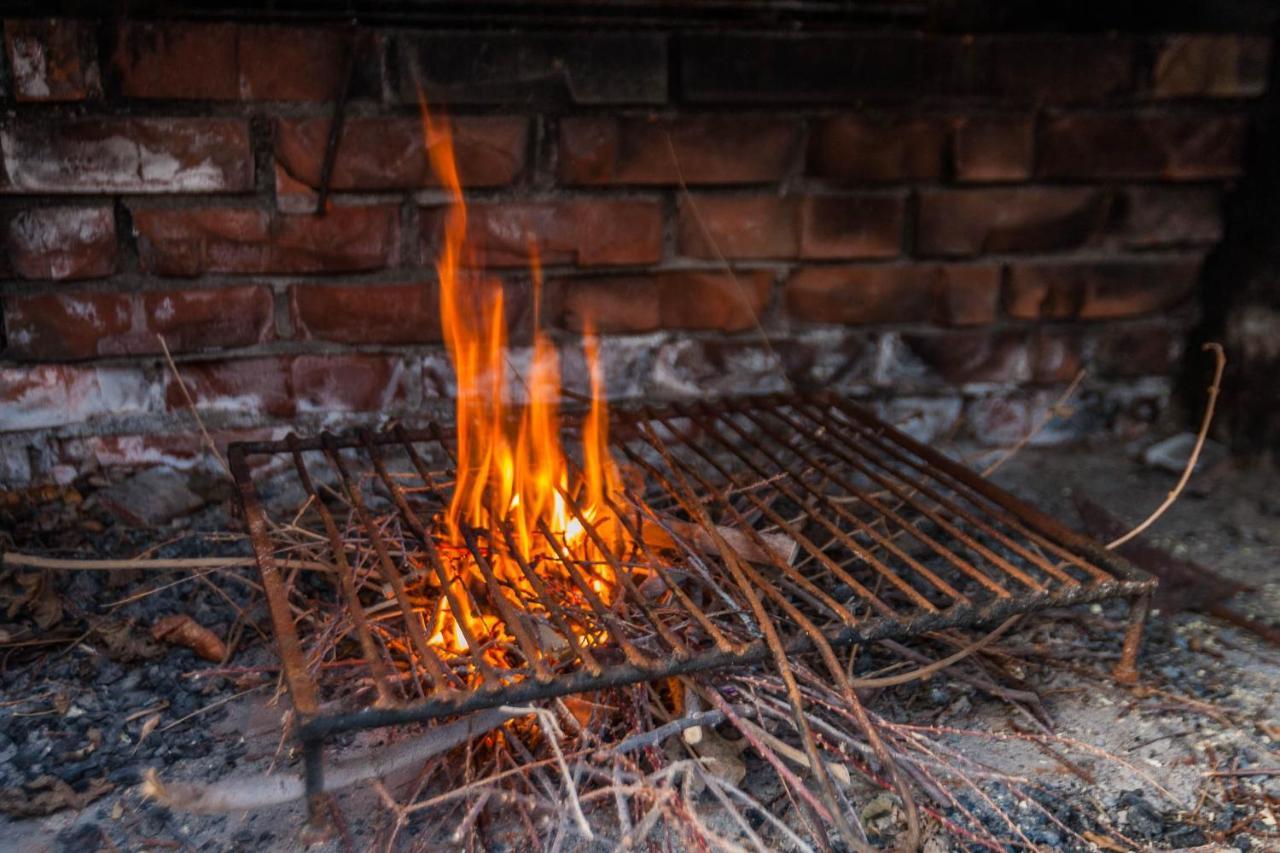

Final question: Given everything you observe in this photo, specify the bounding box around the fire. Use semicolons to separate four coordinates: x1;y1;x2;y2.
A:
417;93;625;663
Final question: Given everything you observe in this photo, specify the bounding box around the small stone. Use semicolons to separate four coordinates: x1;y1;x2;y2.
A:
95;467;206;528
1142;433;1227;475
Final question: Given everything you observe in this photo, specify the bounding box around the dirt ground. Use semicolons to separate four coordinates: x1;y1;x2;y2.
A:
1;438;1277;851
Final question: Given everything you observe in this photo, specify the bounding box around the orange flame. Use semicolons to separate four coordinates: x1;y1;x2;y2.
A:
417;92;624;657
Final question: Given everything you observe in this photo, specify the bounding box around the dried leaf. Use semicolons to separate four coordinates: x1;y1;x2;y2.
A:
0;775;113;817
151;614;227;663
137;714;162;747
87;616;162;662
1081;831;1129;852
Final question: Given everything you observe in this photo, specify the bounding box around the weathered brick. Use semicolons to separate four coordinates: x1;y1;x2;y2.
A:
555;271;772;334
1094;322;1180;376
779;329;879;393
292;354;413;413
786;264;998;326
1038;114;1245;180
1031;329;1085;383
1119;186;1222;248
0;119;252;193
4;18;99;101
164;357;293;417
143;286;275;352
114;22;238;99
652;338;790;398
394;32;666;105
274;116;527;201
1152;35;1270;99
808;115;948;182
291;282;441;344
953;115;1034;182
1;364;156;431
422;199;661;268
679;34;967;102
132;206;398;275
1006;258;1202;320
4;207;116;280
896;331;1031;385
114;23;371;101
917;188;1111;257
3;292;133;360
558;116;798;185
974;36;1133;103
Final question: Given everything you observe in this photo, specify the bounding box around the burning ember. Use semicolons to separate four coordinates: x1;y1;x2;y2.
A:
417;94;628;663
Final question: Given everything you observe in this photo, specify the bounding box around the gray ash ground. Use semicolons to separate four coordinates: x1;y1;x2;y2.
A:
1;440;1277;851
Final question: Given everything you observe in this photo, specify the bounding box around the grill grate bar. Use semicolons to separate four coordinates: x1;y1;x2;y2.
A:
228;392;1153;779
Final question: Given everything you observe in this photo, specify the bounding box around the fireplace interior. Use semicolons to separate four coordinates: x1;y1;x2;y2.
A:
2;3;1279;851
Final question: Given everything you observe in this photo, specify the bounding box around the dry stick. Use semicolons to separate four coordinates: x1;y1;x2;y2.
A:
664;134;793;393
157;333;230;479
982;370;1087;477
1;552;333;574
1108;342;1226;549
143;706;529;813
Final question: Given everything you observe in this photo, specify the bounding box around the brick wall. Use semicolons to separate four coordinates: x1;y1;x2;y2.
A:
0;17;1270;486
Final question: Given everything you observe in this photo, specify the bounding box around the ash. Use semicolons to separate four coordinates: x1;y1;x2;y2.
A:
1;444;1277;851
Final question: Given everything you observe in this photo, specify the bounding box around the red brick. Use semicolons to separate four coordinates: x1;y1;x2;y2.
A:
164;357;293;417
1120;187;1222;248
785;264;998;326
953;115;1034;182
1006;258;1202;320
916;188;1111;257
4;207;116;280
677;194;903;261
677;195;798;259
238;26;347;101
274;116;527;197
292;354;413;413
113;23;358;101
898;331;1031;385
1038;114;1245;180
422;199;661;268
1;364;156;431
291;282;441;344
807;116;948;182
4;18;99;101
114;22;238;99
1095;322;1180;376
975;36;1133;103
555;271;772;334
558;116;798;185
143;286;275;352
132;206;398;275
3;292;134;359
0;118;252;193
1152;35;1270;99
801;195;905;259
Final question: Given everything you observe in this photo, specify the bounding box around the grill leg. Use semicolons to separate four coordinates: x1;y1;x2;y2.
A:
1112;591;1151;686
299;737;332;843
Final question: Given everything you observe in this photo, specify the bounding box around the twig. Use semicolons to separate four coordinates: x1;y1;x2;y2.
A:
1109;342;1226;549
157;333;230;478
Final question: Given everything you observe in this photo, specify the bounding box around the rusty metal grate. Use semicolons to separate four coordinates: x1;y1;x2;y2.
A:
228;392;1153;803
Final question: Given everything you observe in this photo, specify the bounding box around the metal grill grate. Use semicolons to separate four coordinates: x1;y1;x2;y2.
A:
229;392;1153;804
